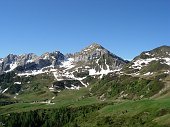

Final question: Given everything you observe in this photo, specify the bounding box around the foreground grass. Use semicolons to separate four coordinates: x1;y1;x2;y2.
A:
71;98;170;127
0;87;100;115
1;97;170;126
1;81;170;126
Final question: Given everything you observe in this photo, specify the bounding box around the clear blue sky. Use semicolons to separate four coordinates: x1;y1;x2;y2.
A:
0;0;169;60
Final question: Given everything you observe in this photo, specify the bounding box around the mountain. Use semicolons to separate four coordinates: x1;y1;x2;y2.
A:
0;51;65;74
88;45;170;100
0;43;127;94
0;43;127;75
122;45;170;76
53;43;128;80
1;44;169;97
0;44;170;127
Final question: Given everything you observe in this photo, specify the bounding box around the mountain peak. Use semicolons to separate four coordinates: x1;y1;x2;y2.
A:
123;45;170;76
71;43;127;68
89;42;102;48
137;45;170;59
152;45;170;53
81;43;105;53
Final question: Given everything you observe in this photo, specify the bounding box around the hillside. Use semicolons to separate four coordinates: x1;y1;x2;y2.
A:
0;44;170;127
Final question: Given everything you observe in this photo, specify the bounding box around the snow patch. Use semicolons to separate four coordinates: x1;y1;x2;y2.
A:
85;66;90;69
0;59;3;64
79;80;87;87
65;85;81;90
162;58;170;65
17;67;49;76
164;70;170;74
49;85;55;91
143;72;153;76
89;59;118;76
14;82;21;84
145;52;150;56
131;58;158;70
53;69;88;88
2;88;8;93
5;62;18;73
26;59;33;63
43;55;49;60
60;58;75;70
131;57;170;70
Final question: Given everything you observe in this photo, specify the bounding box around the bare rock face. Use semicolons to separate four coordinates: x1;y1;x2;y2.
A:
72;43;128;69
0;43;129;94
0;43;128;76
35;51;65;69
73;43;108;62
0;53;38;73
0;51;65;74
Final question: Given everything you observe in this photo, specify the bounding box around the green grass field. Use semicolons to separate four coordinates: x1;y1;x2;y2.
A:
1;87;170;126
1;73;170;126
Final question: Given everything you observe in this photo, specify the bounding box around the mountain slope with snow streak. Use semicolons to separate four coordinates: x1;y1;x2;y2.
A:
122;45;170;76
0;43;127;94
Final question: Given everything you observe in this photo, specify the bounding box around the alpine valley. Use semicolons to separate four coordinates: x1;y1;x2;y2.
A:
0;43;170;127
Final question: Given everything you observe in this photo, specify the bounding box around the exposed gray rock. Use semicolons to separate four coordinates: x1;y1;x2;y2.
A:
0;43;128;75
35;51;65;69
0;51;65;74
71;43;128;71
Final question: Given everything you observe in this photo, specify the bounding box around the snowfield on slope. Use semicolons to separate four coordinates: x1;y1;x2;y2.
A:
60;58;75;70
130;57;170;70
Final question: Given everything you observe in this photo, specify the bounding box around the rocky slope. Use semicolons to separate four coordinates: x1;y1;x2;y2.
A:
0;44;170;127
53;43;128;80
0;51;65;74
0;43;128;94
0;43;127;75
0;44;169;99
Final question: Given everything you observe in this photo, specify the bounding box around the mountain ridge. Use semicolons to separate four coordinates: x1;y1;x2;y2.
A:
122;45;170;76
0;43;127;75
0;44;169;96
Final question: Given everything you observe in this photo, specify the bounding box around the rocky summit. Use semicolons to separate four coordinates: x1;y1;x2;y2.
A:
0;43;129;93
0;43;127;77
0;51;65;74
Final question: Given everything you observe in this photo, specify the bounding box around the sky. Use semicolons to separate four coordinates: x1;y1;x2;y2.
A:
0;0;169;60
